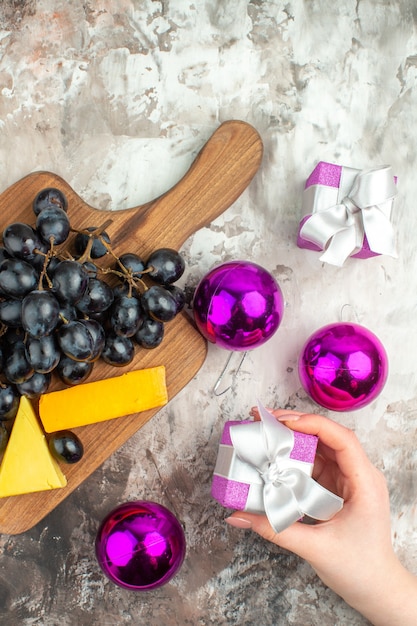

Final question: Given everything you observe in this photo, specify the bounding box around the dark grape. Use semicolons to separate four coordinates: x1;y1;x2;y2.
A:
25;334;61;373
0;299;22;327
134;317;164;349
57;355;93;386
166;284;186;313
51;260;89;304
141;285;177;322
82;319;105;362
16;371;51;397
36;205;70;245
33;187;68;215
109;294;144;337
112;282;134;298
102;333;134;366
85;309;108;325
74;227;110;259
82;261;98;278
0;246;10;296
0;383;19;420
57;320;95;361
76;278;114;315
118;252;145;278
48;430;84;464
2;222;43;262
146;248;185;285
57;301;79;326
4;343;34;384
45;254;61;276
0;258;38;298
21;290;60;338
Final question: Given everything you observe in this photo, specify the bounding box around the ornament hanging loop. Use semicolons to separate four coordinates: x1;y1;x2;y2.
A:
213;351;248;396
340;303;360;323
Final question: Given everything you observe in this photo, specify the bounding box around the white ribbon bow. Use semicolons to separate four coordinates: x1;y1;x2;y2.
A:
299;165;397;266
229;403;344;533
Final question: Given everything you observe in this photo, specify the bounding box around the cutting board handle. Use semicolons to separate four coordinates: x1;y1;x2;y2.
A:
109;120;263;252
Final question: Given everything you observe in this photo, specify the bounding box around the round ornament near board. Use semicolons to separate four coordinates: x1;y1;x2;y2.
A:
192;260;284;351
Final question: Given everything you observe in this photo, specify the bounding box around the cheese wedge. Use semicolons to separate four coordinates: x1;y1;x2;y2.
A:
0;396;67;498
39;366;168;433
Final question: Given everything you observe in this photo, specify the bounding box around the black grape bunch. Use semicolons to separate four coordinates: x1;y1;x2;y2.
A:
0;186;186;438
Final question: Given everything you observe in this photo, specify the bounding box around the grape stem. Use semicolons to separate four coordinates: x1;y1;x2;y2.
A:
74;219;113;238
76;236;94;264
58;313;69;325
98;239;150;295
72;219;114;264
36;239;55;290
71;219;154;297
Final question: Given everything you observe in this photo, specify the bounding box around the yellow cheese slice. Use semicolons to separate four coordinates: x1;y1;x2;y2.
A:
39;366;168;433
0;396;67;498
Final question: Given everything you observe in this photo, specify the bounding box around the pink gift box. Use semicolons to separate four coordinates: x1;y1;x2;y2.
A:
297;161;397;260
211;420;318;513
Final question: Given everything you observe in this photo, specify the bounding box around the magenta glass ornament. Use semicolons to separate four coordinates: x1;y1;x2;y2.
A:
95;501;186;591
298;323;388;411
192;260;284;351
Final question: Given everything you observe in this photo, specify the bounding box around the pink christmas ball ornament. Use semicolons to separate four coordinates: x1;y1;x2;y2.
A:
298;322;388;411
95;501;186;591
192;261;284;351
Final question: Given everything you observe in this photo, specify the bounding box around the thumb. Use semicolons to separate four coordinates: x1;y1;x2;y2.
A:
225;512;319;560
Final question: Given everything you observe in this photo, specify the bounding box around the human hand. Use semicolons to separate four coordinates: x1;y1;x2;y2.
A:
225;409;417;626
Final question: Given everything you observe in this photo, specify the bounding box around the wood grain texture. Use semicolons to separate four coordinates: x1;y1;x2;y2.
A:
0;120;263;534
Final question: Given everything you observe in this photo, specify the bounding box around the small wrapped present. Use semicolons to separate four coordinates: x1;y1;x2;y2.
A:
297;161;397;266
212;402;343;533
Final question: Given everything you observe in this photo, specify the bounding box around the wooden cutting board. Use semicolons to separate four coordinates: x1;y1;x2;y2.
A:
0;120;263;534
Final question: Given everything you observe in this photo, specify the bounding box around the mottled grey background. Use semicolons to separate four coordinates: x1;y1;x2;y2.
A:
1;1;417;624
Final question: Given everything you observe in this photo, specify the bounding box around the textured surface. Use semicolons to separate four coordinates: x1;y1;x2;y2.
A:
1;1;417;625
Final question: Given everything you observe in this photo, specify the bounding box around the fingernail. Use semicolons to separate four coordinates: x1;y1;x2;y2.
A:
277;414;301;421
225;516;252;529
